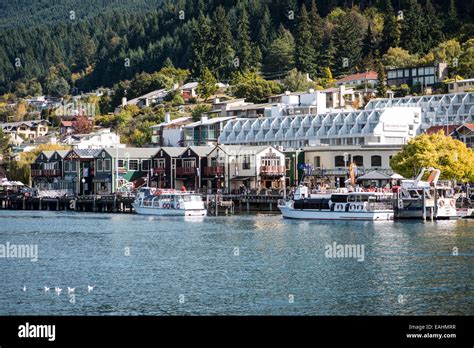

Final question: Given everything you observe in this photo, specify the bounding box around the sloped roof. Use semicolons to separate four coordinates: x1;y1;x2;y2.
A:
188;146;214;157
357;171;391;180
336;71;378;84
179;82;198;90
425;125;458;135
157;147;187;157
104;147;159;159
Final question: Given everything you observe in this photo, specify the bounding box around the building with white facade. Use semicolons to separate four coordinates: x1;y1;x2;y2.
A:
151;116;192;146
365;92;474;131
205;145;286;192
63;129;125;149
448;79;474;93
303;144;402;188
219;107;422;148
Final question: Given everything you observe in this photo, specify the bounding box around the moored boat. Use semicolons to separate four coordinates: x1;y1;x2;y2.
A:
278;186;394;221
132;188;207;216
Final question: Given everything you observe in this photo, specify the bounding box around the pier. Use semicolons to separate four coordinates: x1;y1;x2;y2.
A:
0;193;284;215
0;195;135;213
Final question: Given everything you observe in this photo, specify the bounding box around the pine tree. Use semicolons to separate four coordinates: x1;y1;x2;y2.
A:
196;67;218;101
445;0;459;38
263;27;295;74
376;60;387;97
210;6;235;80
190;14;211;78
332;10;364;76
294;4;316;77
236;9;252;71
363;23;376;57
423;0;444;51
258;5;273;54
309;0;324;76
400;0;426;54
380;0;400;54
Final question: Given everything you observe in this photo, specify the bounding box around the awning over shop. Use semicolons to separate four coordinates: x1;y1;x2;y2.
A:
230;176;251;181
92;174;112;183
122;171;147;182
357;171;392;181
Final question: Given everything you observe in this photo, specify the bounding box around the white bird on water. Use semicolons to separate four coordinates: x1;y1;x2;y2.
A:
67;287;75;294
55;287;62;296
87;285;95;293
22;286;26;292
44;286;50;293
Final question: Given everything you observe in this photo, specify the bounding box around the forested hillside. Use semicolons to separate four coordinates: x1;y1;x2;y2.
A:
1;0;473;96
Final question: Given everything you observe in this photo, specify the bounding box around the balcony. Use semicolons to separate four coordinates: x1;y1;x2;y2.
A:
204;166;225;176
176;166;196;176
31;169;61;177
31;169;42;177
152;167;166;176
260;166;286;176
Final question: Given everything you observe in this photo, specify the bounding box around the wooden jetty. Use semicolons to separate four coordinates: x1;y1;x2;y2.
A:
0;193;284;216
0;195;135;213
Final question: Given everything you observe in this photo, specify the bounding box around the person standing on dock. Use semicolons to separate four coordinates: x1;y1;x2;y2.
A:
181;185;187;192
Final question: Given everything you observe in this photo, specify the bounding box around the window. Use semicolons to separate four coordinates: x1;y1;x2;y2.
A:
388;71;395;79
118;160;124;168
183;159;195;168
353;155;363;166
97;159;103;172
104;159;111;171
154;159;165;168
243;155;251;170
404;69;409;77
314;156;321;168
285;158;291;170
141;160;150;171
129;160;139;171
335;156;345;167
396;70;403;78
412;68;417;76
371;155;382;167
418;67;424;75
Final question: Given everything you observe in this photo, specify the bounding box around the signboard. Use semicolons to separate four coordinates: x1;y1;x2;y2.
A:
383;123;408;132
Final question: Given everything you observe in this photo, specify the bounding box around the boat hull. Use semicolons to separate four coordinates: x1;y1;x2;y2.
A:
133;204;207;217
279;206;393;221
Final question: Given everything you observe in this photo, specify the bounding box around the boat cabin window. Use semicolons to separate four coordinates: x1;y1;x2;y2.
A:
330;195;348;203
347;194;371;202
182;195;202;202
294;198;330;210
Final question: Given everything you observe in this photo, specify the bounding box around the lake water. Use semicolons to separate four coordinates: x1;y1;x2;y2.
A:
0;210;472;315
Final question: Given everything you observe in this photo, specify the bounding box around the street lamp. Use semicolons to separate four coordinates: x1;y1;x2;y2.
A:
81;177;86;196
343;152;349;187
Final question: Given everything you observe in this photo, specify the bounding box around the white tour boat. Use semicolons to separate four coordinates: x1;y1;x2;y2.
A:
394;168;458;219
278;186;394;221
133;188;207;216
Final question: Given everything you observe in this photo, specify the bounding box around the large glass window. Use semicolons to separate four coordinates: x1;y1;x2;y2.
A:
97;159;103;172
243;155;251;170
104;159;111;171
335;156;345;167
314;156;321;168
371;155;382;167
129;160;139;171
141;160;150;171
353;155;364;166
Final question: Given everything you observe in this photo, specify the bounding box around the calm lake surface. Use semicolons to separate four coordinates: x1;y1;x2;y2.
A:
0;210;472;315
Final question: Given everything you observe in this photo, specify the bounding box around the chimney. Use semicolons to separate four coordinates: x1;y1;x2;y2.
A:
201;116;208;123
285;91;291;95
173;83;179;91
165;112;171;123
214;97;220;104
308;88;314;93
121;97;127;107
